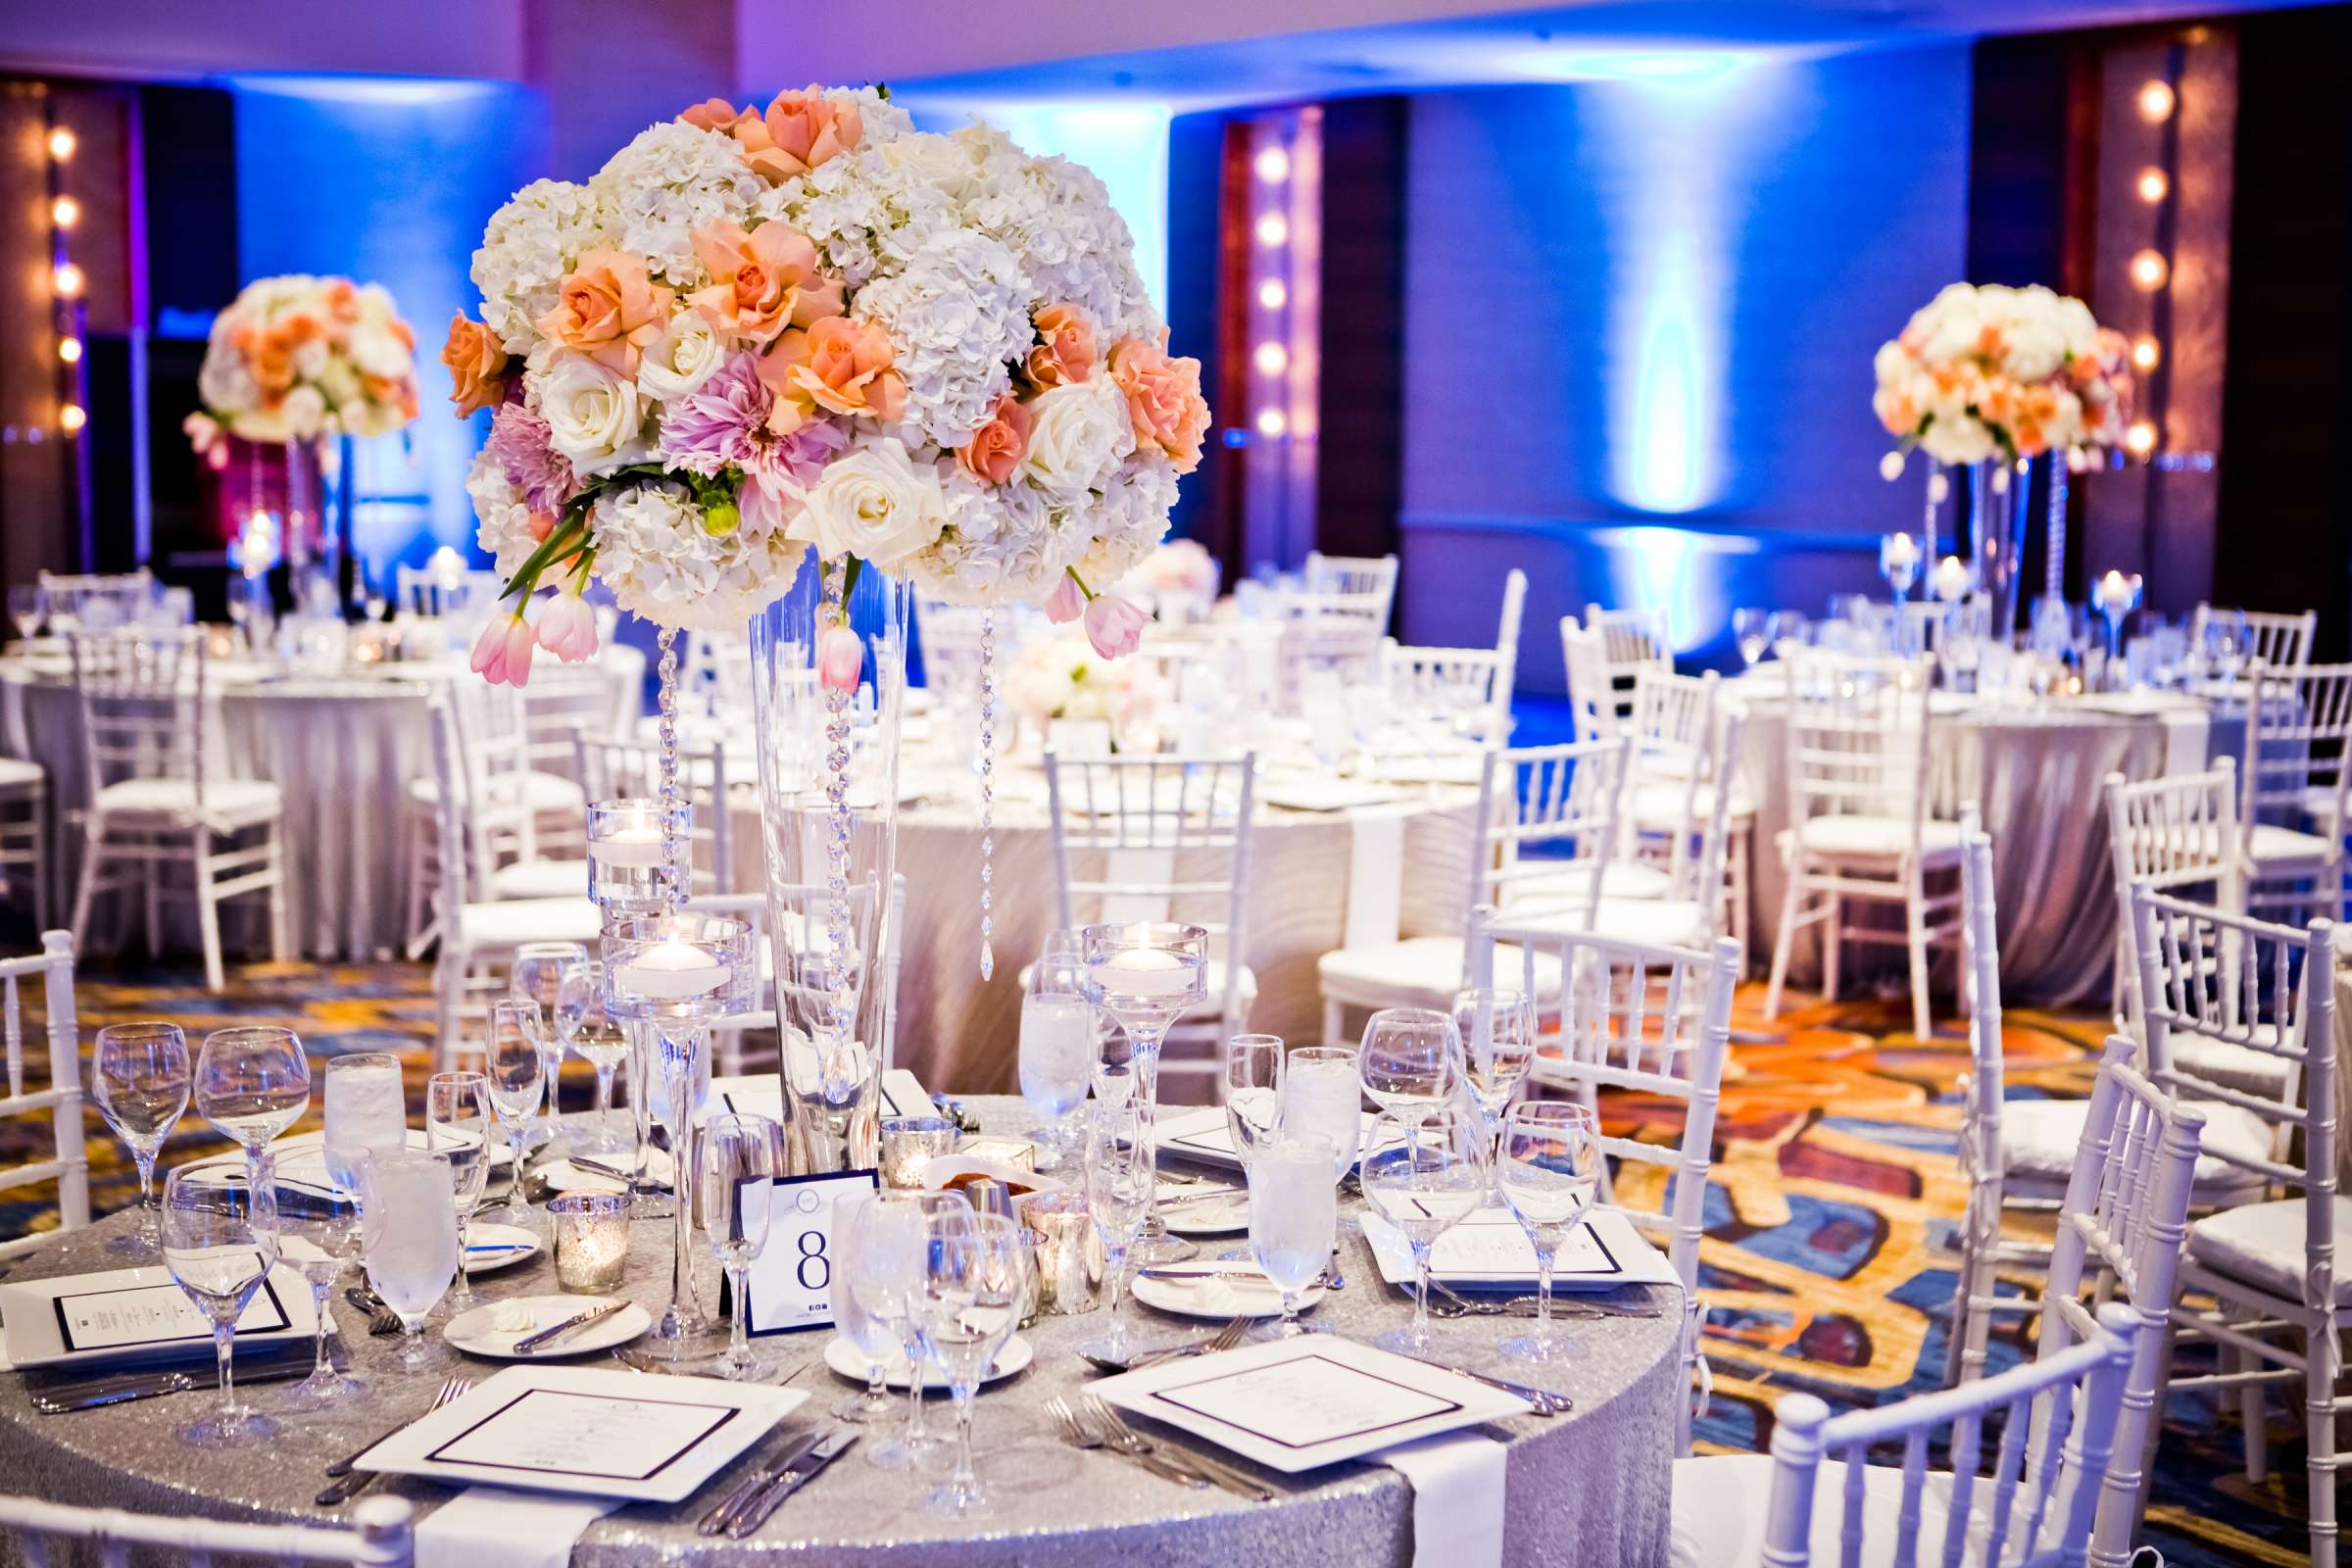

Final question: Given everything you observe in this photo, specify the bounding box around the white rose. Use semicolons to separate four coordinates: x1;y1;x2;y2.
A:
789;437;946;566
348;322;412;380
636;314;729;402
1019;379;1130;498
280;385;327;439
537;356;649;477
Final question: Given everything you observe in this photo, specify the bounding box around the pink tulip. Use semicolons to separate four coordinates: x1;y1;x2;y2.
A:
1044;572;1086;624
1082;592;1148;660
534;592;598;662
469;612;537;687
817;624;863;693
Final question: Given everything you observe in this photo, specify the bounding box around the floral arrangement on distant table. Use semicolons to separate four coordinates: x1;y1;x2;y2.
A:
1132;536;1219;607
1873;282;2132;473
451;82;1208;685
1007;634;1168;753
183;275;421;464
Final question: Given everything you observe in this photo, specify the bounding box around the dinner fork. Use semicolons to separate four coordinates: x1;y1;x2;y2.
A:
1043;1396;1204;1490
1125;1314;1250;1371
1083;1396;1273;1501
344;1285;404;1337
316;1377;471;1505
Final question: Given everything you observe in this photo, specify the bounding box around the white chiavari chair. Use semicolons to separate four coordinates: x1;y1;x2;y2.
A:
573;731;734;897
1044;752;1257;1093
1592;697;1747;953
1764;650;1961;1042
2130;888;2344;1568
1317;736;1629;1040
1558;621;1616;742
0;1494;415;1568
1671;1302;2138;1568
1947;821;2019;1387
2193;603;2316;670
2237;661;2352;924
66;628;288;992
1379;640;1513;745
1562;610;1671;737
1493;566;1528;707
2103;761;2242;1041
0;753;46;932
1471;909;1738;1454
0;931;87;1260
394;563;474;619
1302;550;1399;612
38;568;153;632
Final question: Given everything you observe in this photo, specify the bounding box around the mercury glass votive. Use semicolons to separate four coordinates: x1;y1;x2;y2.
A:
1016;1192;1102;1317
549;1192;630;1293
877;1116;959;1189
587;798;693;911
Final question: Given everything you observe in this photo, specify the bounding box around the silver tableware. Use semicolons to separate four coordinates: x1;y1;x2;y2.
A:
1081;1314;1250;1373
345;1285;404;1337
724;1429;858;1538
1044;1396;1205;1490
696;1429;822;1536
1389;1351;1570;1416
1082;1396;1273;1501
513;1298;628;1355
316;1377;472;1505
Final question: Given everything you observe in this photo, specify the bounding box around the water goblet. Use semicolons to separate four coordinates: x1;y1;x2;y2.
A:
1017;951;1093;1172
511;942;590;1154
277;1175;365;1405
912;1211;1030;1515
161;1163;280;1446
567;962;630;1155
196;1026;311;1183
1080;922;1208;1264
1451;987;1536;1173
1361;1108;1487;1354
701;1111;786;1379
1496;1101;1603;1363
1879;531;1922;604
827;1190;899;1424
1247;1132;1336;1339
90;1022;190;1256
359;1149;459;1369
1222;1034;1285;1169
320;1051;405;1193
845;1188;975;1471
2091;570;2143;667
482;1001;546;1229
1731;609;1779;670
1358;1007;1462;1118
426;1071;492;1308
1075;1103;1154;1366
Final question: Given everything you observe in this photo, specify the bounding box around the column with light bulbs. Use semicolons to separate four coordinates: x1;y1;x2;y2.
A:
1236;110;1322;572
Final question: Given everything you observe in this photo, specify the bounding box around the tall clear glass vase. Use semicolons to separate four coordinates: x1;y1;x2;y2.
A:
1964;458;2034;639
746;555;909;1176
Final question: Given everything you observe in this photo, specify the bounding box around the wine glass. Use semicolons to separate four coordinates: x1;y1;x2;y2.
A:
360;1149;459;1368
2204;608;2249;686
1358;1007;1461;1117
511;943;589;1154
1731;609;1779;670
1360;1107;1487;1353
622;1024;673;1220
1018;951;1093;1173
827;1190;899;1424
426;1071;492;1308
1496;1101;1603;1364
276;1173;364;1405
8;584;42;643
1080;922;1208;1265
912;1210;1031;1515
1451;987;1536;1173
845;1189;973;1471
196;1027;311;1183
482;1000;546;1228
1879;532;1922;604
1076;1102;1154;1365
701;1111;786;1380
90;1022;190;1256
161;1164;280;1446
1223;1033;1284;1168
1247;1132;1336;1339
567;961;630;1155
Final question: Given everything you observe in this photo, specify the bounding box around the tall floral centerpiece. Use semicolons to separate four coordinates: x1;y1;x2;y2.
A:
452;84;1207;1171
184;275;421;608
1873;282;2132;626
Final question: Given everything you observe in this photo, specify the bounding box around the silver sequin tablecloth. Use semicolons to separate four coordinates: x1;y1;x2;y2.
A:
0;1102;1681;1566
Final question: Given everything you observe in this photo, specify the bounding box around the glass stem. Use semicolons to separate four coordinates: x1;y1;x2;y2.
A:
954;1386;978;1491
866;1362;889;1406
511;1126;529;1212
727;1264;752;1364
452;1214;473;1303
1535;1244;1556;1345
1104;1244;1129;1348
595;1065;616;1145
311;1282;332;1375
1411;1246;1433;1342
903;1333;928;1440
214;1320;236;1418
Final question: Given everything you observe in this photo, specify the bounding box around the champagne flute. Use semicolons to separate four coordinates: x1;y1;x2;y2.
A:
1247;1132;1336;1339
1018;951;1093;1173
1497;1101;1603;1363
511;943;589;1154
426;1071;492;1308
846;1189;973;1471
482;1001;546;1228
701;1111;785;1380
568;961;630;1155
1451;987;1535;1176
1361;1107;1486;1353
276;1174;364;1404
1358;1007;1461;1118
360;1149;459;1368
623;1024;673;1219
196;1027;311;1183
912;1210;1030;1515
90;1023;190;1256
1222;1034;1284;1169
1077;1103;1154;1365
827;1190;898;1424
161;1163;280;1446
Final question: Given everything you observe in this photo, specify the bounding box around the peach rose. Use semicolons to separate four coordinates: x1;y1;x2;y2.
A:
1025;303;1097;388
761;317;906;429
680;98;802;182
956;393;1033;485
440;314;512;416
535;248;673;375
1108;331;1210;473
322;279;361;324
762;87;861;177
687;220;842;345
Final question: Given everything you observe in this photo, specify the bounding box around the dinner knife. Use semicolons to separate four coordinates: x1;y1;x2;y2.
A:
695;1430;823;1536
32;1359;319;1414
725;1430;858;1538
1392;1352;1572;1416
513;1298;629;1355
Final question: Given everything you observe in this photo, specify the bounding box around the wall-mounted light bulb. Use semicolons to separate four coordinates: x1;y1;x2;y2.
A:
2129;249;2168;291
1256;279;1287;310
1252;342;1288;375
2135;167;2168;204
57;337;81;365
2125;419;2158;457
50;195;78;228
46;126;75;161
1253;146;1290;183
1253;214;1288;248
59;404;85;434
2130;335;2159;371
2136;79;2175;122
1254;408;1287;438
52;261;83;297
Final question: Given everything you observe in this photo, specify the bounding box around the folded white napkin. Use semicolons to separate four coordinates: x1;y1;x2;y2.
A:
1380;1430;1507;1568
416;1489;620;1568
1344;810;1405;949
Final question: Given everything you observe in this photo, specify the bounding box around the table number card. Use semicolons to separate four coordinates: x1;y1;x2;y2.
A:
739;1169;878;1337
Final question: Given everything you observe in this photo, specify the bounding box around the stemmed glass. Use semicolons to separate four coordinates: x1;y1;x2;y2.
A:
2203;608;2249;686
161;1164;280;1446
2092;572;2143;667
567;961;630;1155
1017;951;1093;1173
913;1210;1032;1515
8;584;41;643
1079;922;1208;1265
1358;1007;1461;1117
359;1150;459;1368
701;1111;786;1380
426;1071;492;1308
482;1001;546;1229
1496;1101;1603;1364
845;1188;974;1471
1451;987;1535;1176
1223;1033;1285;1166
1731;609;1780;670
1879;531;1922;605
623;1025;674;1220
277;1175;364;1404
1077;1103;1154;1365
511;942;590;1156
1247;1132;1336;1339
827;1190;899;1425
1360;1107;1486;1354
90;1023;190;1256
195;1027;311;1183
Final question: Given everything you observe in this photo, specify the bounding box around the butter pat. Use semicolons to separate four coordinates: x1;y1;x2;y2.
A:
489;1300;537;1335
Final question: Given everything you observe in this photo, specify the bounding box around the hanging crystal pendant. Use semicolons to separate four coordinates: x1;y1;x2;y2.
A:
976;608;997;982
655;625;687;909
821;560;856;1044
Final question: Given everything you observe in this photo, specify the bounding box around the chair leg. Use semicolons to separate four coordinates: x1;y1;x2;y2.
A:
435;946;465;1074
193;832;225;993
2229;1340;2268;1485
1763;863;1804;1020
141;851;161;959
266;822;291;963
1821;889;1843;1006
29;794;48;932
1905;890;1934;1042
1322;996;1345;1051
69;819;104;952
2307;1323;2340;1568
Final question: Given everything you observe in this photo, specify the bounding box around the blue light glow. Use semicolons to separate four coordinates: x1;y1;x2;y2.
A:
1592;524;1758;654
1628;236;1705;513
1500;49;1755;88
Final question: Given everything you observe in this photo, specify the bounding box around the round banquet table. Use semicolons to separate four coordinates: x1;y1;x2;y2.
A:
0;1101;1685;1567
1733;673;2235;1007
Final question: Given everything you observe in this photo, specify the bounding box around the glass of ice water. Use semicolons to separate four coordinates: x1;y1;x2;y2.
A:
321;1052;406;1193
1247;1132;1336;1339
1018;952;1094;1172
359;1149;459;1368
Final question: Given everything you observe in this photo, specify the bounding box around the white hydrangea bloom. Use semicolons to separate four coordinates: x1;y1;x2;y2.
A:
471;180;615;352
1075;456;1179;586
909;466;1089;605
855;227;1034;449
590;480;808;630
590;122;765;289
466;448;540;580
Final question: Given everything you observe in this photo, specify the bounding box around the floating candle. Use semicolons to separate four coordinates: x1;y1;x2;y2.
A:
589;825;666;868
613;940;728;1000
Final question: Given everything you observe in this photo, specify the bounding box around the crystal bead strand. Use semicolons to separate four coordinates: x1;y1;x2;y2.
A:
976;608;997;982
821;561;854;1044
2044;455;2070;600
656;624;685;910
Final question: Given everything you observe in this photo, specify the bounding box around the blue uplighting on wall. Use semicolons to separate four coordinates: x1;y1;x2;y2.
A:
1628;235;1706;513
1593;523;1758;654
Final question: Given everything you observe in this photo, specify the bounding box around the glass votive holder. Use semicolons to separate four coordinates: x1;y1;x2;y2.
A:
877;1116;959;1189
549;1192;631;1293
588;799;692;911
1016;1192;1102;1317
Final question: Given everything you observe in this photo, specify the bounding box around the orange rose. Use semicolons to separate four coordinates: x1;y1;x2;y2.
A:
1025;303;1097;388
956;392;1033;485
762;87;861;177
246;325;297;398
1108;331;1209;473
535;248;673;375
687;220;842;345
322;279;361;324
760;316;906;429
440;314;512;416
680;98;802;182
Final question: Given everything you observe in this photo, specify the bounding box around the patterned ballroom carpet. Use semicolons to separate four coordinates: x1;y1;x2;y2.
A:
0;956;2318;1564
